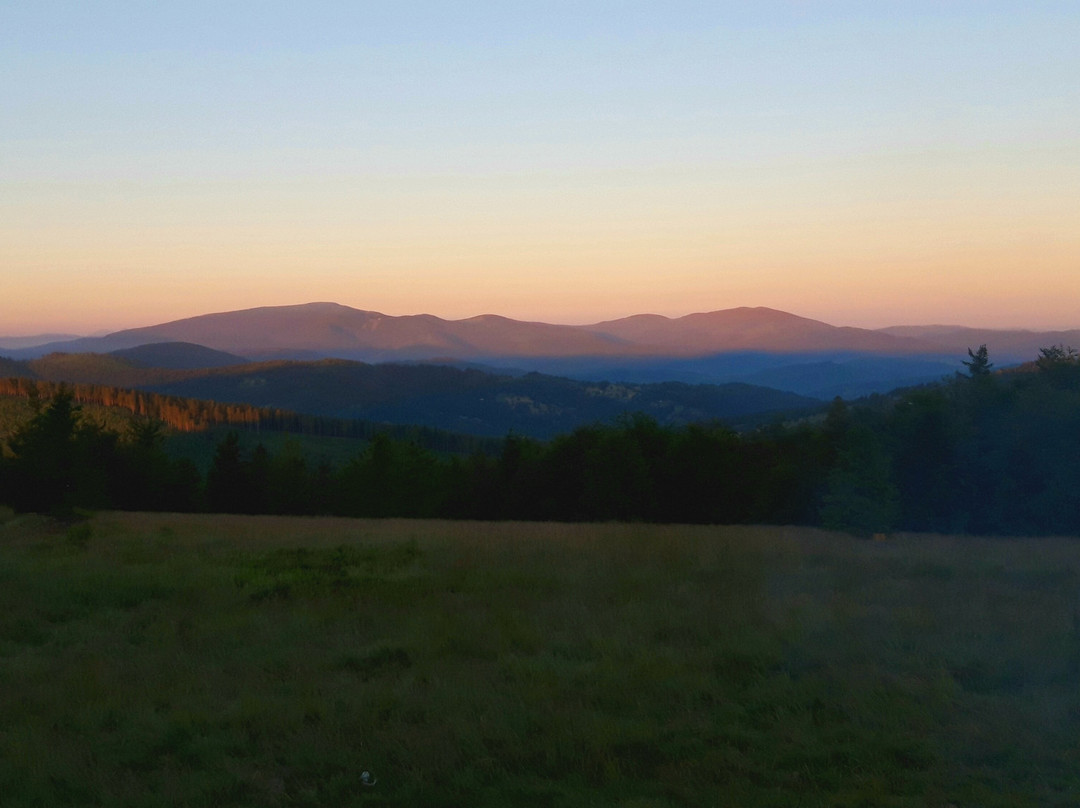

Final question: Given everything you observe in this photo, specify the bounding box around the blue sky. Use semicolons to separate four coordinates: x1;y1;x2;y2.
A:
2;2;1078;333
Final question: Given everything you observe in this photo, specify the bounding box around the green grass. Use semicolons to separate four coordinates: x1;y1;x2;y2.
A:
2;514;1080;806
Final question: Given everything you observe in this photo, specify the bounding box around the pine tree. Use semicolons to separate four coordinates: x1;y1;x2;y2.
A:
962;344;993;378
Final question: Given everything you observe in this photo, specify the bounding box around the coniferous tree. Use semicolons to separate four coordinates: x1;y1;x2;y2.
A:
206;432;249;513
819;425;900;536
1;388;111;514
962;344;993;378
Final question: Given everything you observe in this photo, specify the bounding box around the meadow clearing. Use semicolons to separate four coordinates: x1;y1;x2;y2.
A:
2;510;1079;806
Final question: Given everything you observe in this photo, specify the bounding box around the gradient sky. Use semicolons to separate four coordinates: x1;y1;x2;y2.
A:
2;1;1078;335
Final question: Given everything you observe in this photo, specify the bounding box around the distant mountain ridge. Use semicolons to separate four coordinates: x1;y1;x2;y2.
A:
877;325;1080;361
5;302;1075;399
8;302;943;361
12;303;632;361
0;333;82;350
583;307;934;354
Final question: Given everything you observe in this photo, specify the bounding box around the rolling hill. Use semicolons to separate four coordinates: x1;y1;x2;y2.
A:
110;342;248;369
1;351;819;439
138;361;820;438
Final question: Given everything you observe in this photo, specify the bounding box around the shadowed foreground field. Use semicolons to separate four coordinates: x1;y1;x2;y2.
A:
2;512;1080;807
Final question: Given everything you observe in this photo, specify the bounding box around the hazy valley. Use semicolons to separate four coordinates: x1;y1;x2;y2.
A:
9;301;1068;404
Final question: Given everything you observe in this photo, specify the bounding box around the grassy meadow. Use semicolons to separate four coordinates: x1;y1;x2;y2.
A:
2;511;1080;806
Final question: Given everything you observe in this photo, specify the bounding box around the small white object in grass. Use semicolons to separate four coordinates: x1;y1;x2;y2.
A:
361;771;377;786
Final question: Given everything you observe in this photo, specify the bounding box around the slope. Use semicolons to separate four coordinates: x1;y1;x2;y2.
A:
6;349;820;439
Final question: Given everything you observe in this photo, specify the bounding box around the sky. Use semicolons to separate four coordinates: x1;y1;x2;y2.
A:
2;1;1078;335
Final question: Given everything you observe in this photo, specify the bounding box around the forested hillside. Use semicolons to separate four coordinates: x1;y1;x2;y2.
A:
0;378;498;455
2;345;1078;535
3;350;821;437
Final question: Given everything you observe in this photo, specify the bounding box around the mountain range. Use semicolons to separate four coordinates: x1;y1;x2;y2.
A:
3;303;943;359
4;302;1077;400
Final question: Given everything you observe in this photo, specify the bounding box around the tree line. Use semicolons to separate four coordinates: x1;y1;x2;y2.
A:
0;378;497;455
2;345;1079;535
